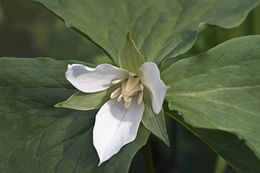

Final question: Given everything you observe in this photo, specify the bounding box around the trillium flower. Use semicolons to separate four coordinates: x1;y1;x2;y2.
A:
65;62;168;165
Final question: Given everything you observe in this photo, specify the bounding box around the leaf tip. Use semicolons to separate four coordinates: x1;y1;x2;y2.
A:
164;137;170;147
54;103;62;108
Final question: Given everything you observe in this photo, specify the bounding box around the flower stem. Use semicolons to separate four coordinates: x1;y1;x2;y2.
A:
142;139;155;173
213;156;227;173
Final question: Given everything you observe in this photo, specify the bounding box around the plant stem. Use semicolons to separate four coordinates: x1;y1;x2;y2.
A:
214;156;227;173
142;139;155;173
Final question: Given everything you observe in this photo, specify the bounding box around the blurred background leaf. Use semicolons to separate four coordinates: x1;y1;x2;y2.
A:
161;4;260;70
0;0;112;65
0;3;4;24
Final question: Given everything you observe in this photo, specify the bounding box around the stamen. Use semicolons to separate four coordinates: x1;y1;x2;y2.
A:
112;79;125;84
129;72;137;77
110;87;121;99
121;82;127;93
139;84;144;91
137;92;143;105
124;101;131;109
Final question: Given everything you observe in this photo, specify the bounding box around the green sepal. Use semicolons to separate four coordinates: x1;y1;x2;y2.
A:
142;90;170;146
55;86;117;110
119;33;145;73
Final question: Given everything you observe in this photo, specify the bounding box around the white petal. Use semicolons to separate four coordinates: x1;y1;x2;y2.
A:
65;64;128;93
93;99;144;165
139;62;169;114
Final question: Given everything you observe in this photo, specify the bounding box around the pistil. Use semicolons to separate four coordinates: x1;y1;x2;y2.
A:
110;74;144;108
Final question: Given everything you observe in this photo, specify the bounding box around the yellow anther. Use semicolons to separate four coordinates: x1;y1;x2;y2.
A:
110;87;121;99
117;94;123;102
112;78;125;84
137;92;143;105
124;96;132;103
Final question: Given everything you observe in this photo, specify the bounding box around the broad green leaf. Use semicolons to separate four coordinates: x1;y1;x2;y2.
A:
89;53;114;66
142;90;169;146
119;33;145;73
0;57;149;173
55;86;116;111
35;0;259;63
161;36;260;172
165;110;260;173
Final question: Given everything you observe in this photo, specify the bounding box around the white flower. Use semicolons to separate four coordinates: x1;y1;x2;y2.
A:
65;62;168;165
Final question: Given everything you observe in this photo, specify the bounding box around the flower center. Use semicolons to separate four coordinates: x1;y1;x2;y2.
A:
110;73;144;108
